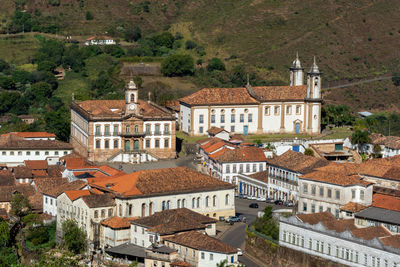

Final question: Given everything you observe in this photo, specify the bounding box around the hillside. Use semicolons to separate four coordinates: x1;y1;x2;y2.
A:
1;0;400;111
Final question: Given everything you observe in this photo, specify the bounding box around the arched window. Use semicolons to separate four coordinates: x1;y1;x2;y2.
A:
167;201;170;209
197;197;200;208
129;204;133;216
141;203;146;217
126;125;130;133
134;125;139;133
192;198;195;208
149;202;153;215
225;194;229;205
131;93;135;102
114;139;118;149
213;195;217;207
205;196;209;207
162;201;166;211
177;199;181;208
119;204;122;216
101;209;105;218
94;210;98;218
182;199;185;208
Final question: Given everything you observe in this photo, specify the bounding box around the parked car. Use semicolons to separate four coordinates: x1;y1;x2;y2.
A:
238;194;246;199
249;203;259;208
219;216;226;221
284;201;294;207
265;198;274;203
256;197;266;202
226;216;242;224
274;200;283;205
237;248;243;256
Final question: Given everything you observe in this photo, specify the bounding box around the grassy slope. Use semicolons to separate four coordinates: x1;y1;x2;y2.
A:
2;0;400;112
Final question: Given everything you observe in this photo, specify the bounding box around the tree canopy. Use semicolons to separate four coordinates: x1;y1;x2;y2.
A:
62;220;87;254
161;54;194;77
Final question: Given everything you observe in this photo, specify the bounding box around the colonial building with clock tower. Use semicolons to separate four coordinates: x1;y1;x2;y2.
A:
70;80;176;163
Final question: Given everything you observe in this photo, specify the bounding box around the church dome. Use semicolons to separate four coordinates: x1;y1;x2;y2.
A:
308;56;320;74
127;80;137;89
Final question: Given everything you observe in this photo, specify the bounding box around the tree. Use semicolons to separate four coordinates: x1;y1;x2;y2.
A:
0;76;15;90
351;130;371;153
125;26;142;42
44;107;70;142
61;220;87;254
85;11;93;20
102;45;125;58
152;32;174;48
0;59;10;73
28;82;53;101
304;148;314;156
37;61;57;73
10;192;31;218
161;54;194;77
392;72;400;86
0;219;10;246
185;40;197;50
207;58;226;72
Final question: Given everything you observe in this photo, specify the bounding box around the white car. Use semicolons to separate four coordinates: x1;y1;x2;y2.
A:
237;248;243;256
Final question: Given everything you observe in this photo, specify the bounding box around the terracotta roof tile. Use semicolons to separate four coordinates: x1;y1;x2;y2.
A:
90;167;233;197
0;134;72;150
213;146;267;163
33;177;68;194
0;170;16;186
373;186;400;197
297;212;336;225
171;261;190;267
350;226;391;240
249;170;269;183
12;167;32;179
24;160;48;170
165;231;237;254
32;170;48;177
45;180;87;198
300;171;372;187
65;190;91;201
81;193;115;208
29;192;43;211
203;141;233;154
372;193;400;212
101;216;137;229
1;132;56;138
65;158;88;169
340;202;368;213
252;85;307;101
207;127;228;136
380;235;400;248
297;212;357;233
165;100;180;112
0;184;35;202
180;87;259;106
132;208;216;235
315;162;359;175
268;150;329;174
208;147;231;159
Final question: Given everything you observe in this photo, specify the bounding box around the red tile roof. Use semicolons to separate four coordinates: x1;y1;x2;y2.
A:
65;190;91;201
300;171;372;187
207;127;228;136
213;146;268;163
268;150;329;174
1;132;56;138
90;167;234;197
0;134;72;150
252;85;307;101
249;170;269;183
0;184;35;202
340;202;368;213
350;226;391;240
101;216;137;229
372;193;400;212
164;231;237;254
65;158;88;169
45;180;87;198
380;235;400;248
24;160;48;170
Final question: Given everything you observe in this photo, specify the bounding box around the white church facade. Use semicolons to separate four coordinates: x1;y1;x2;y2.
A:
179;55;322;136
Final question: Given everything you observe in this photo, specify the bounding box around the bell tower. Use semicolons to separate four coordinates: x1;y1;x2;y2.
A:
289;52;304;86
125;80;138;114
306;56;322;99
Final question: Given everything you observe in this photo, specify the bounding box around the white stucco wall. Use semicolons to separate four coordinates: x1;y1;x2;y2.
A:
0;149;72;166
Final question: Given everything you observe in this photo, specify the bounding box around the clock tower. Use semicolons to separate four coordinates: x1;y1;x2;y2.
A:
125;80;138;115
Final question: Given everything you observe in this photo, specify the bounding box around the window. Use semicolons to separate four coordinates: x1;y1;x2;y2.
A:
311;185;316;195
220;114;225;123
155;139;160;148
226;165;230;173
129;205;132;216
114;125;118;135
327;189;332;198
101;209;105;218
232;164;237;173
296;105;301;114
108;208;113;217
105;125;110;135
45;197;48;204
265;106;270;115
164;124;169;134
253;164;257;172
201;252;205;259
231;126;235;132
211;115;215;123
352;190;356;199
199;127;203;133
44;151;48;155
205;196;209;207
177;199;181;208
26;151;30;156
335;190;340;200
199;115;204;124
18;151;22;156
134;125;139;133
335;209;339;218
240;114;244;122
114;140;119;148
166;201;170;209
311;204;315;213
164;139;169;148
210;253;213;260
225;194;229;205
192;198;195;208
126;125;130;133
94;210;98;218
286;106;292;114
239;164;243;173
231;114;235;123
319;187;324;197
162;201;166;211
309;238;312;249
95;125;101;135
35;151;39;155
55;151;58;155
182;199;185;208
319;206;323;212
146;139;150;148
248;114;253;122
360;190;364;200
96;140;101;148
213;195;216;207
155;124;160;134
303;202;307;212
105;140;109;149
146;124;150;134
303;184;308;194
197;197;200;208
246;164;250;172
274;106;280;115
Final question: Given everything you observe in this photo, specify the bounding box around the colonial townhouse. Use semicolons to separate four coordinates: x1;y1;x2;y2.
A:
208;146;270;184
196;137;236;172
70;80;176;163
357;156;400;190
364;133;400;158
180;55;322;136
236;170;268;200
298;170;373;218
267;150;329;202
0;133;73;166
164;231;239;267
280;212;400;267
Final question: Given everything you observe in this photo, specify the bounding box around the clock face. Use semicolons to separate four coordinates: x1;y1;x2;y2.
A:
129;104;135;110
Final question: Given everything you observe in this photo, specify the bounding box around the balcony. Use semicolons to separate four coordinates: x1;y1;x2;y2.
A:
119;131;145;137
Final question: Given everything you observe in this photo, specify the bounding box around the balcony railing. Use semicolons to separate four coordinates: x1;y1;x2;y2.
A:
120;131;145;137
95;130;172;137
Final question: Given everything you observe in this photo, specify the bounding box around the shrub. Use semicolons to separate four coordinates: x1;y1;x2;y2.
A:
185;40;197;50
85;11;93;20
207;58;226;72
304;148;314;156
62;220;87;254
